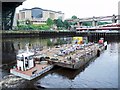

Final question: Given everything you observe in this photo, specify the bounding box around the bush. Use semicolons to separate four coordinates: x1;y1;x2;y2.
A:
41;25;50;30
17;24;50;30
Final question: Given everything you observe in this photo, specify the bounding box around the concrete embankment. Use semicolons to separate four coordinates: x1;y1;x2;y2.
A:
1;30;120;39
1;30;76;38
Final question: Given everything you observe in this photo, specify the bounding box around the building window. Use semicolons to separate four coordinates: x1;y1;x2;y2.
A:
49;13;55;19
21;12;25;19
32;8;43;19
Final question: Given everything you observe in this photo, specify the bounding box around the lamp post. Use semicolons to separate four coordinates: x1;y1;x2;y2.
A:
26;19;31;30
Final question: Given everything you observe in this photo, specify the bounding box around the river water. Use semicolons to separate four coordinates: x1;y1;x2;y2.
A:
1;36;119;89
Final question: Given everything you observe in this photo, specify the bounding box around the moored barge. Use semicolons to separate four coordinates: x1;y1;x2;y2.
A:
36;37;107;69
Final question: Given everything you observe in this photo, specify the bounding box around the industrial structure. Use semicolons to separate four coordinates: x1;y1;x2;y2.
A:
66;15;119;27
16;7;64;25
1;0;26;30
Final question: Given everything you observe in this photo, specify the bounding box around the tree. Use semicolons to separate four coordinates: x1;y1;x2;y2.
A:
82;22;92;26
17;20;19;26
53;19;57;25
56;19;64;28
63;20;71;29
98;22;111;25
71;15;77;19
46;18;54;27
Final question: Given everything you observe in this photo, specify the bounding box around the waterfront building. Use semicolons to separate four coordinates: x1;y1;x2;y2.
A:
16;7;64;25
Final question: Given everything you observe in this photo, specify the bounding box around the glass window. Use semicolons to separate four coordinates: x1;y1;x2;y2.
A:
32;8;43;19
29;55;33;60
17;56;24;61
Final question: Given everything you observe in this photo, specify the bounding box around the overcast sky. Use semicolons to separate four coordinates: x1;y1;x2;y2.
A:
16;0;120;19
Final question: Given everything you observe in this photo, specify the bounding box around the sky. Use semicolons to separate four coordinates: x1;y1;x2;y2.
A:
16;0;120;19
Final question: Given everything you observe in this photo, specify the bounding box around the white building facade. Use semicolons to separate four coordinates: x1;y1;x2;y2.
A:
17;7;64;25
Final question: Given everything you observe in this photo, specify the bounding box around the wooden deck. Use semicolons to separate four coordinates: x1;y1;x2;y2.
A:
11;64;48;76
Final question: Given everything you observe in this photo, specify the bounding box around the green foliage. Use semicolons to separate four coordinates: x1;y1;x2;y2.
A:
57;27;63;30
71;15;77;19
17;20;19;26
70;22;77;25
41;25;50;30
98;22;111;25
17;24;50;30
63;20;71;29
54;19;57;25
82;21;111;26
18;25;28;30
82;22;92;26
55;19;64;28
46;18;54;26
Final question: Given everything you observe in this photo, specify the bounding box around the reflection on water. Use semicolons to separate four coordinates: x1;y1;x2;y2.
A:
50;58;96;80
2;37;72;64
2;41;16;65
34;42;118;88
1;36;119;88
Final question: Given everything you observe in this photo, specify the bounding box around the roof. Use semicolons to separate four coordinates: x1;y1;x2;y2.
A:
17;52;34;57
19;7;64;14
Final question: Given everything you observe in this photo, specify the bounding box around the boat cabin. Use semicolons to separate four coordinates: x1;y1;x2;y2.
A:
16;52;34;71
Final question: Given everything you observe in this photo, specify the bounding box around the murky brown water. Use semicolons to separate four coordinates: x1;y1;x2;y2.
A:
1;36;119;89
